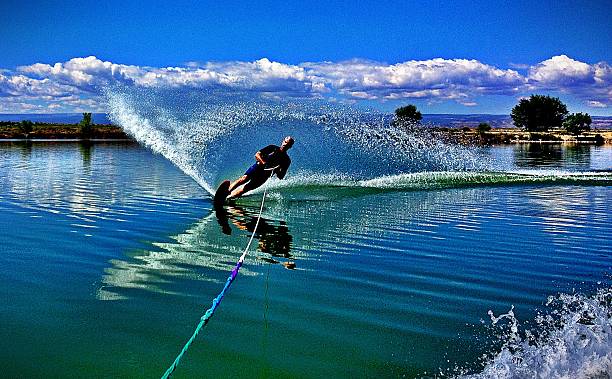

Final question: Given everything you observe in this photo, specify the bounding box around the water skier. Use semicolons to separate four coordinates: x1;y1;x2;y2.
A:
225;136;294;200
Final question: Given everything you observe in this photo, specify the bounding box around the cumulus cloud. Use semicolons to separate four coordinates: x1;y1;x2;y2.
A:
529;55;593;86
528;55;611;107
17;56;320;95
18;56;139;92
587;100;608;108
1;55;610;111
301;58;526;100
0;73;77;98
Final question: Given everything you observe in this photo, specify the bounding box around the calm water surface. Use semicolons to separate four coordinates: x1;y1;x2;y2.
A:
0;142;610;378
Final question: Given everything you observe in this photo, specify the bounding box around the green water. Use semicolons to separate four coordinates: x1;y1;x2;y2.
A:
0;142;610;378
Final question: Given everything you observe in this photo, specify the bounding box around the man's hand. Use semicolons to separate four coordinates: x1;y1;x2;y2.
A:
255;151;266;166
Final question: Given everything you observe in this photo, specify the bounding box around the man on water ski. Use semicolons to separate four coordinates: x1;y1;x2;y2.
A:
227;136;294;199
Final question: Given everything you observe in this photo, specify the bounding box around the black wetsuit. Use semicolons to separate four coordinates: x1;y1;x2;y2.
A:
243;145;291;191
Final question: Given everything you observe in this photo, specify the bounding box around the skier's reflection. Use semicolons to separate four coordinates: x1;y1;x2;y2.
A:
215;204;295;269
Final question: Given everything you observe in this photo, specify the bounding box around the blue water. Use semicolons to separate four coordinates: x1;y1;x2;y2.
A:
0;87;610;379
0;139;610;378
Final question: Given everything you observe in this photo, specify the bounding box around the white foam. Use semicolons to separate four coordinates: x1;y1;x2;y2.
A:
250;171;612;195
458;288;612;379
104;87;496;194
104;86;611;199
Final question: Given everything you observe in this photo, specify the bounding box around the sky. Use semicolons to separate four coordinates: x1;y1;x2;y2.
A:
0;0;610;115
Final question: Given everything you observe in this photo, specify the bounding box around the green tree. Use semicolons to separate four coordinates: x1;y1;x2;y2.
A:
79;113;93;139
18;120;34;138
477;122;491;134
563;112;591;135
511;95;568;132
395;104;422;124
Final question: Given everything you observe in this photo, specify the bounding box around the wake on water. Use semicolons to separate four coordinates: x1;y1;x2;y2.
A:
455;287;612;379
105;86;611;199
105;86;611;378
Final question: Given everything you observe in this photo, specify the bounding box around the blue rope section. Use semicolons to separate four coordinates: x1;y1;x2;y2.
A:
161;171;274;379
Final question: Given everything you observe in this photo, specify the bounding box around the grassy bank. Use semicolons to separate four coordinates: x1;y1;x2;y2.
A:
429;127;612;145
1;121;611;145
0;122;130;140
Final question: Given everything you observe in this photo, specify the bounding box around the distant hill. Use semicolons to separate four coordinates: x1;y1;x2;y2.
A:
422;114;514;128
1;113;610;129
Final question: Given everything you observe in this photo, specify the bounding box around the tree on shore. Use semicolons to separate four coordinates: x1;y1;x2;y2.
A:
19;120;34;138
511;95;568;132
477;122;491;134
395;104;422;124
79;113;93;139
563;112;592;135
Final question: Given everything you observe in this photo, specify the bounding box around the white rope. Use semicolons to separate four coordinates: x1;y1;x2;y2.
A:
161;167;277;378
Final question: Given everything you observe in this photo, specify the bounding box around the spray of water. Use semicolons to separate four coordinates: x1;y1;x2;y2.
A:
455;287;612;379
105;86;487;195
104;86;612;377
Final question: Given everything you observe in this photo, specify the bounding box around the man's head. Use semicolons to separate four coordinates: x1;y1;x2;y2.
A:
280;136;294;151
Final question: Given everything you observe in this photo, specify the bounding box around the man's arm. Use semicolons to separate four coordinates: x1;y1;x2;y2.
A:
254;151;266;165
255;145;277;166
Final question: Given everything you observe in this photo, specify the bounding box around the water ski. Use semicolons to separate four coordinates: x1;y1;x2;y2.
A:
213;180;231;208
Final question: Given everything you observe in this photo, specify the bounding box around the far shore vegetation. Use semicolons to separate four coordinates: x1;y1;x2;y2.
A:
0;98;610;144
0;113;129;140
394;94;610;145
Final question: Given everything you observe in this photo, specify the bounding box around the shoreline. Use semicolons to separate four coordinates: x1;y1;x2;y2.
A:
1;123;611;145
0;138;134;142
428;127;612;145
0;122;131;140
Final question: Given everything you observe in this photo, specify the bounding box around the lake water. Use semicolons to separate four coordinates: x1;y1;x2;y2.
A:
0;141;610;378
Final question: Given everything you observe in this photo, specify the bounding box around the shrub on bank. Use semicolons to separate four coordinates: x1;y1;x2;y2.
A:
563;113;592;135
477;123;491;134
394;104;422;124
79;113;93;139
18;120;34;138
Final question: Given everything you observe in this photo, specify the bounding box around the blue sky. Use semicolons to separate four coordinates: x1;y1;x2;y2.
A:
1;0;610;114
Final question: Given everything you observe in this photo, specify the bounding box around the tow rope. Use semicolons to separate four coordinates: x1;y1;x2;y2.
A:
161;169;275;379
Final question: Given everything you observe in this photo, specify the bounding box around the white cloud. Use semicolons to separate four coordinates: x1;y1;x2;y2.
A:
0;97;48;113
302;58;526;100
18;56;140;92
528;55;594;87
528;55;611;107
347;91;378;100
508;62;529;70
587;100;608;108
0;73;77;98
1;55;610;112
17;56;320;95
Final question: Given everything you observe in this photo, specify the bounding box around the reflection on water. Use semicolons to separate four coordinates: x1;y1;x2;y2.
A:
0;141;204;226
513;143;592;169
79;141;92;169
217;204;295;267
100;203;297;300
17;140;33;159
0;142;611;378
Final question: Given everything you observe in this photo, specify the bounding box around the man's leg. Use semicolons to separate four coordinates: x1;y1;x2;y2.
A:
229;175;248;192
229;162;261;192
228;175;267;199
228;185;247;199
